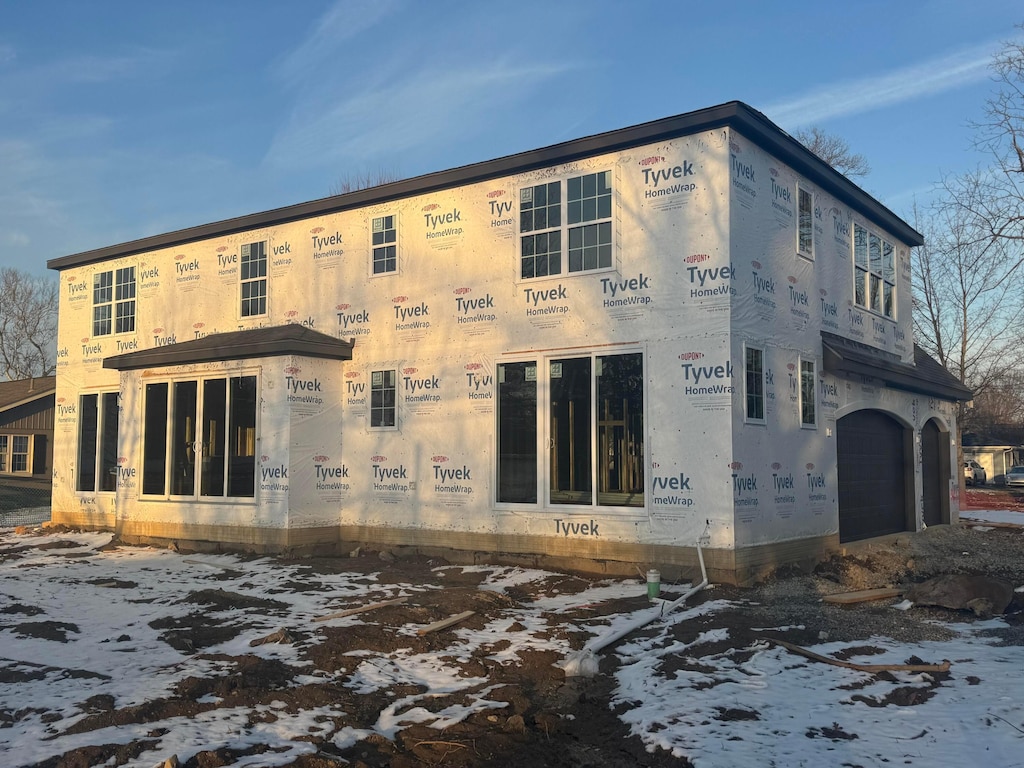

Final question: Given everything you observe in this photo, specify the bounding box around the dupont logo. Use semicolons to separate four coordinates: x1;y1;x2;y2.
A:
787;363;796;372
771;462;782;471
313;454;329;462
820;288;828;297
392;296;408;303
261;455;270;462
751;260;762;270
283;366;301;375
118;456;128;465
652;461;660;469
371;455;387;463
336;303;350;310
216;245;228;253
81;337;89;344
729;461;743;470
787;275;798;284
432;455;448;463
421;203;440;212
56;397;65;404
66;274;78;283
152;327;163;335
345;371;360;379
685;254;710;264
638;155;665;166
310;226;325;234
679;352;704;361
175;253;187;261
285;310;299;318
729;141;741;153
806;463;815;471
464;363;483;370
769;168;779;178
402;367;418;375
453;287;471;295
487;189;505;198
193;322;205;330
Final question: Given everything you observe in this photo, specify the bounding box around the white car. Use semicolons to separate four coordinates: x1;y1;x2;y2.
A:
1005;466;1024;488
964;460;987;486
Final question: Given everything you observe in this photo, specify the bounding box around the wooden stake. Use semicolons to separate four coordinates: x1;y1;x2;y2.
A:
770;638;950;673
416;610;475;636
312;596;408;623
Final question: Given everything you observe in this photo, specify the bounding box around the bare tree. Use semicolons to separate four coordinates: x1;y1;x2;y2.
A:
329;168;402;197
0;268;58;380
794;126;871;179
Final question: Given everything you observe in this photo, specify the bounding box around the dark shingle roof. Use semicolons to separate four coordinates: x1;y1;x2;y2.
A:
0;376;56;413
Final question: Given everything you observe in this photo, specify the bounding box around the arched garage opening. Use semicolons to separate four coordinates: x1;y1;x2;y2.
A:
836;409;913;542
921;418;950;527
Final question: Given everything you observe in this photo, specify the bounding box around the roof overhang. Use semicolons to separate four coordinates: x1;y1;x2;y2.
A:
821;332;973;402
103;325;353;371
49;101;921;272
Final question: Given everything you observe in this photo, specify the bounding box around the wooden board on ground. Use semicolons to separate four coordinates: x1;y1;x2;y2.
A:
312;596;408;622
416;610;475;636
823;587;902;605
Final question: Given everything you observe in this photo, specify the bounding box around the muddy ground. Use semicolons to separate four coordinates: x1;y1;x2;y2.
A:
5;490;1024;768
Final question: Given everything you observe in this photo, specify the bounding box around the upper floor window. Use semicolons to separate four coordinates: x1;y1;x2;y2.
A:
372;215;397;275
853;224;895;319
93;267;135;336
370;369;397;428
520;171;612;279
744;345;765;424
797;186;813;259
240;241;267;317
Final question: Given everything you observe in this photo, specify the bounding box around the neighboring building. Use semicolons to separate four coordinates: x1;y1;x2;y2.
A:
963;445;1024;485
46;102;971;583
0;376;55;480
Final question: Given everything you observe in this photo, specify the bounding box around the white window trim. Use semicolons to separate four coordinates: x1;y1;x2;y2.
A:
797;184;814;260
852;222;897;320
517;169;617;282
743;344;767;425
799;357;817;429
370;214;399;278
239;240;269;319
0;434;33;475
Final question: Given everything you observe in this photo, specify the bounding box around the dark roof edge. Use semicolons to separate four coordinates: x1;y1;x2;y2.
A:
0;387;56;414
49;102;921;272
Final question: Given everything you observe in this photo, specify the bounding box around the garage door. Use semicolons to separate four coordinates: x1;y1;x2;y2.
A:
921;419;948;527
837;410;908;542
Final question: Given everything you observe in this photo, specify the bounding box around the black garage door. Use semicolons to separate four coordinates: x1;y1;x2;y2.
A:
837;410;909;542
921;419;948;527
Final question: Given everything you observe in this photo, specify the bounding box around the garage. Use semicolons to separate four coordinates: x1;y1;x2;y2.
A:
836;409;911;542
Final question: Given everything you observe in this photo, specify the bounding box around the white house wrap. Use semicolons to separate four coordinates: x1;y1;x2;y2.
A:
47;102;971;584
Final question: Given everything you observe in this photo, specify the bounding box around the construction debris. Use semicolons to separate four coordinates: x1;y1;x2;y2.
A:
770;638;950;673
312;596;408;623
823;587;902;605
417;610;475;635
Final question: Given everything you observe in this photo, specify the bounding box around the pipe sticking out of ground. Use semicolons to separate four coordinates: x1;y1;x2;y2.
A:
561;530;710;677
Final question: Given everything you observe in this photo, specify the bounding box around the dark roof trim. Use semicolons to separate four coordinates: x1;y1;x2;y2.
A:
821;331;973;402
0;376;57;413
49;101;921;272
103;325;353;371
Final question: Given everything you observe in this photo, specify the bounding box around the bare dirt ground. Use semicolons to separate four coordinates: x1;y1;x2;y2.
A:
6;491;1024;768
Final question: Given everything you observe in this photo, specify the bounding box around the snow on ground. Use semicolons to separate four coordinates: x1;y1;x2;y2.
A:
2;526;1023;766
960;508;1024;527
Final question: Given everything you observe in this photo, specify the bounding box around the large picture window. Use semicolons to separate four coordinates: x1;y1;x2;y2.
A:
93;267;135;336
77;392;119;491
853;223;896;319
520;171;613;280
142;375;257;498
497;351;643;508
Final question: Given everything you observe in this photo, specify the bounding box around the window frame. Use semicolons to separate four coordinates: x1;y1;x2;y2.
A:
371;214;398;276
92;266;136;336
76;391;119;492
853;223;897;320
0;434;34;475
519;170;614;281
369;368;398;430
799;358;817;428
743;344;766;425
797;184;814;260
240;240;268;318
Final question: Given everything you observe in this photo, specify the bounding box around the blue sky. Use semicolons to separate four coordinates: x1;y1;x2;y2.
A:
1;1;1021;277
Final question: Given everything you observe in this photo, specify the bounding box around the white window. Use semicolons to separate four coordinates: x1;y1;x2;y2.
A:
370;369;397;428
77;392;119;491
93;267;136;336
797;185;813;259
853;223;896;319
240;241;268;317
372;215;397;275
744;345;765;423
520;170;613;279
799;359;816;427
0;434;32;475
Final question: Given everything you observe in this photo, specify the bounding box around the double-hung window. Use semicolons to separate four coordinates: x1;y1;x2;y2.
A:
240;241;268;317
520;171;613;279
370;369;397;428
93;267;135;336
372;216;397;275
744;346;765;423
77;392;119;491
853;224;896;319
799;359;816;427
1;434;32;475
797;185;813;259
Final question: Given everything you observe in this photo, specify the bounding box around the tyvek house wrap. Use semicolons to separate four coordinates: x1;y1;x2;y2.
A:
48;112;962;572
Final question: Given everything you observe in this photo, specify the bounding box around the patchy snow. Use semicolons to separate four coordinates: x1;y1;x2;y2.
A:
960;508;1024;527
2;527;1023;766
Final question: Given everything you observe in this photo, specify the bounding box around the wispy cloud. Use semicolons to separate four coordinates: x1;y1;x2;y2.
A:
765;41;1000;128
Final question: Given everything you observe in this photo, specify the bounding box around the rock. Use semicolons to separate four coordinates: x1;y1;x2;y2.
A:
249;627;294;646
906;575;1014;617
504;714;527;734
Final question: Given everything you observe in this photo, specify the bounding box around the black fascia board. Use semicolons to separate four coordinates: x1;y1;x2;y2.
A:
49;101;921;272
